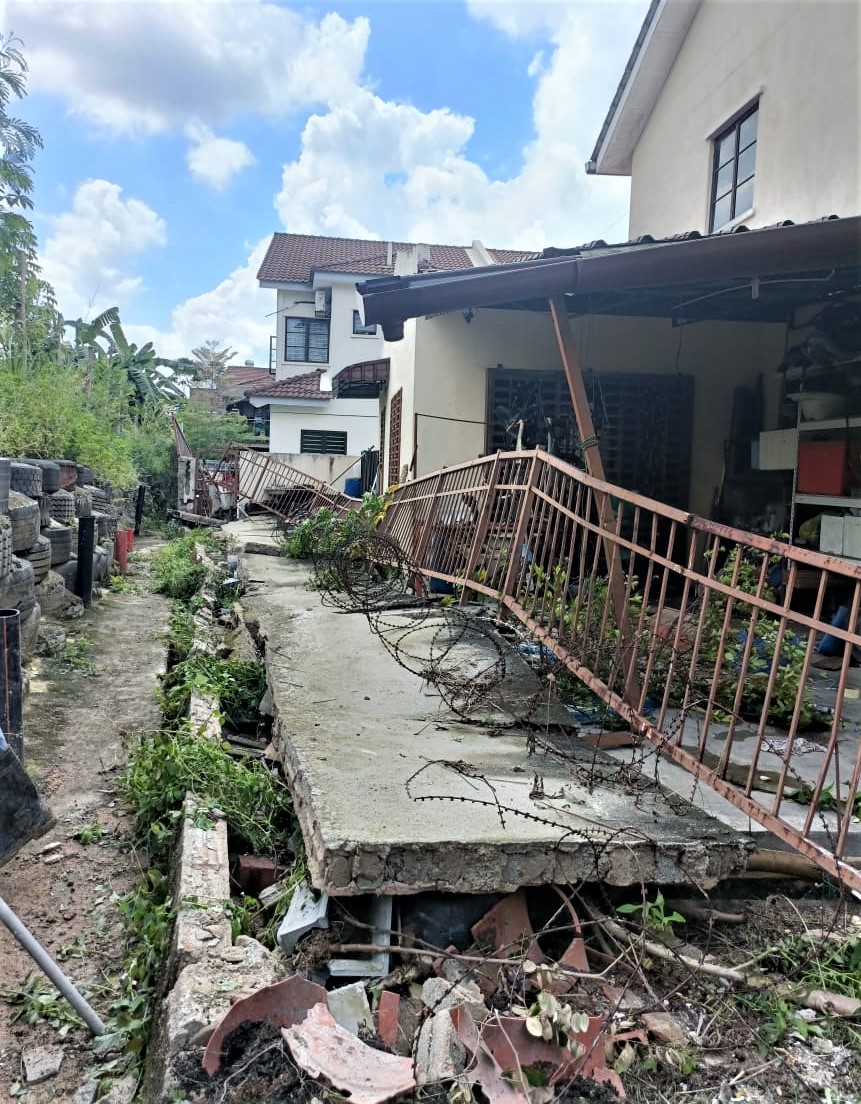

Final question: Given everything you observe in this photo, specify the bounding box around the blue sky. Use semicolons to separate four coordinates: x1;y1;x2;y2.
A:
6;0;648;364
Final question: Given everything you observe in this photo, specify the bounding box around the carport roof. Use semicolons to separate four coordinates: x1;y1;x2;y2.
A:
358;216;861;339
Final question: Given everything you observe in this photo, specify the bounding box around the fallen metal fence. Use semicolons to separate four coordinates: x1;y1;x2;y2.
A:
223;447;359;526
378;448;861;893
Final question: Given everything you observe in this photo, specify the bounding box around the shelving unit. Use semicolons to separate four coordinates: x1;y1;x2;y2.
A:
788;412;861;560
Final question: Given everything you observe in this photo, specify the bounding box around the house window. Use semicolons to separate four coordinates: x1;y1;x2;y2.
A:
300;429;347;455
285;317;329;363
710;104;758;231
353;310;377;336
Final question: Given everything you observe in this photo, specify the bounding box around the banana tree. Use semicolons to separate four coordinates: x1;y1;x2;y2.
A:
65;308;191;409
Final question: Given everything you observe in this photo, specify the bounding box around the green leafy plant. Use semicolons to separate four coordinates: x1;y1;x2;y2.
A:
2;974;85;1034
122;727;293;860
152;531;226;600
73;821;105;845
159;654;266;729
512;978;590;1056
617;889;685;936
58;635;99;677
282;491;388;561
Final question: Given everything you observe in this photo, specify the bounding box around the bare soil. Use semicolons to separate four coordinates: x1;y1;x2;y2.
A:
0;546;169;1103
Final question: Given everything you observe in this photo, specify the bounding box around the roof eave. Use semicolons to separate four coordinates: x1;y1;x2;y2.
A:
359;217;861;337
588;0;703;177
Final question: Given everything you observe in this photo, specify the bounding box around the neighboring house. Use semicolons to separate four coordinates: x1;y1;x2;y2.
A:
188;361;273;438
586;0;860;237
254;233;535;489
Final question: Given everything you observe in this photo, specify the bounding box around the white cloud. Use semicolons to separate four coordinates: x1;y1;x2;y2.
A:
9;1;370;135
272;2;645;249
465;0;571;37
40;179;166;320
124;238;273;365
185;123;255;190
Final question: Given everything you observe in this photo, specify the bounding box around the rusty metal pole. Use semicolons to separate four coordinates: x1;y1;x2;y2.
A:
549;296;640;705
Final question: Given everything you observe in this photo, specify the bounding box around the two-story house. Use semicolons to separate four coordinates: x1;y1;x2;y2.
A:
252;234;535;490
586;0;859;237
356;0;860;537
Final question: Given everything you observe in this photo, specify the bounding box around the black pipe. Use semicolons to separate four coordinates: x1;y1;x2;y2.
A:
134;483;146;537
75;517;95;608
0;609;23;761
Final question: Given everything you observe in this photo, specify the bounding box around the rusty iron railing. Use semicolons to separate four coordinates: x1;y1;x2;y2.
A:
225;446;358;525
378;448;861;893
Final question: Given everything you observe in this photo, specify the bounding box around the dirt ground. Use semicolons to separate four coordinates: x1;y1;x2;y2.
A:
0;545;168;1104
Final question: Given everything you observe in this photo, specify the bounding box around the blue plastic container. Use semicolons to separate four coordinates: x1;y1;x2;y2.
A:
344;477;363;498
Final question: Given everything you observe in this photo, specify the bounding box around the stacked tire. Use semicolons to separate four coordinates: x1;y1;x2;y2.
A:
0;515;12;577
74;488;93;518
10;462;42;498
84;485;110;513
49;489;76;523
22;535;51;583
7;491;40;554
0;457;10;515
43;521;73;567
27;460;60;494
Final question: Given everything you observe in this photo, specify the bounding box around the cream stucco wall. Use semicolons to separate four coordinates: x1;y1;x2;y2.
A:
407;308;786;518
381;317;418;486
274;280;385;380
628;0;860;237
267;398;379;456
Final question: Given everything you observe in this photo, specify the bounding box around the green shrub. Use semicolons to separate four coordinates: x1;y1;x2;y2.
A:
151;531;225;599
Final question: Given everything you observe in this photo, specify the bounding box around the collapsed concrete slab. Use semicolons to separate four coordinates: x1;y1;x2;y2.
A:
236;549;751;894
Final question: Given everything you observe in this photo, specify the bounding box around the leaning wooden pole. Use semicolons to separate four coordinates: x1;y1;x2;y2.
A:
549;296;641;707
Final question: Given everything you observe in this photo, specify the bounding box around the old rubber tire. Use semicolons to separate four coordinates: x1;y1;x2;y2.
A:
76;465;94;486
0;516;12;578
93;546;109;582
74;489;93;518
83;485;110;512
16;592;36;616
0;556;35;608
35;571;68;614
49;489;76;523
22;535;51;583
19;601;40;656
10;462;43;497
43;524;73;566
54;558;78;589
7;491;41;553
27;460;61;494
0;456;10;514
38;495;51;528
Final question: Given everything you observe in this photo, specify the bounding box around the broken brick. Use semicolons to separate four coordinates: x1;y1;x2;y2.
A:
234;854;281;895
376;990;400;1051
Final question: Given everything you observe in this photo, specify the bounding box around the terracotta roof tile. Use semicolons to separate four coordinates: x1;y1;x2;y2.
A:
257;233;535;283
246;370;329;400
225;365;272;386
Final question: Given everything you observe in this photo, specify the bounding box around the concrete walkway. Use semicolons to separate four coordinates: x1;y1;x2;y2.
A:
230;521;750;895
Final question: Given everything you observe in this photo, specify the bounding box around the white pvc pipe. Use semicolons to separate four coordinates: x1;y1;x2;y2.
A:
0;893;105;1035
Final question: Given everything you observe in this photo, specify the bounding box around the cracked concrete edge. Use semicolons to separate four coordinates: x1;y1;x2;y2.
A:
145;570;284;1103
234;602;750;896
146;798;281;1102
